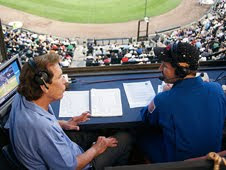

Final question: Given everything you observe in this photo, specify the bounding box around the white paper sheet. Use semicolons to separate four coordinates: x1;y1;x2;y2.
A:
90;88;123;117
59;91;89;117
123;81;156;108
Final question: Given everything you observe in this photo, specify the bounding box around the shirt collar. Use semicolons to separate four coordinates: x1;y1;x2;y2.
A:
21;95;56;120
172;76;203;89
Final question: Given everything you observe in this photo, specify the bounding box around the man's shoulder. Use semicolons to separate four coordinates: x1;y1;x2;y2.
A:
203;81;224;94
11;95;54;131
154;90;172;105
155;90;173;99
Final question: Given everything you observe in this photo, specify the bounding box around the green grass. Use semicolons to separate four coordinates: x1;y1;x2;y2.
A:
0;0;181;23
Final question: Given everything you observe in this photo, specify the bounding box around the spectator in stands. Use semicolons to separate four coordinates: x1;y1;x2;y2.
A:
87;43;94;56
60;58;70;67
136;46;143;55
110;52;118;64
139;41;226;163
5;53;132;170
121;55;129;64
103;56;111;65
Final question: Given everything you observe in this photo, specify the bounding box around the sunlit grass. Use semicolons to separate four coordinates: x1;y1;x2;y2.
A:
0;0;181;23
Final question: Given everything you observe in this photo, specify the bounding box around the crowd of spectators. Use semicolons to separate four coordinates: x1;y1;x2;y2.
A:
1;0;225;68
84;0;225;67
84;41;156;66
2;26;76;67
157;0;225;61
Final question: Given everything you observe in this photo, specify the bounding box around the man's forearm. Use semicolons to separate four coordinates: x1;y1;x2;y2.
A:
76;146;97;170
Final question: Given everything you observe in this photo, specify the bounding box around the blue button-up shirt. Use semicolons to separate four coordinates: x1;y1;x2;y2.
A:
5;94;88;170
141;77;226;162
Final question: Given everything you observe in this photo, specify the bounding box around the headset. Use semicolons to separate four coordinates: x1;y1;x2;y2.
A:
170;41;190;78
28;58;49;89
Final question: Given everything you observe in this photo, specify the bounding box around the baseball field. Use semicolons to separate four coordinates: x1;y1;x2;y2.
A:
0;0;181;23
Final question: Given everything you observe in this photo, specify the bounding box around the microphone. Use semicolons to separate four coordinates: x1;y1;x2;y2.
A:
158;76;164;81
200;72;204;77
41;77;49;89
68;79;77;84
159;72;205;82
158;75;176;81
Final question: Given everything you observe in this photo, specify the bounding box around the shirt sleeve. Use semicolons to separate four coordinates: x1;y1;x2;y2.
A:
37;124;79;170
140;106;149;123
147;97;160;125
140;97;160;125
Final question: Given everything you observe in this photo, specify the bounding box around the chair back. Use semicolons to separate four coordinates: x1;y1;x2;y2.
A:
2;145;26;170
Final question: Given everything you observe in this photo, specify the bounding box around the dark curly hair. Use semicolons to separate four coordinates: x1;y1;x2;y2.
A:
170;41;200;71
155;41;200;71
17;52;60;101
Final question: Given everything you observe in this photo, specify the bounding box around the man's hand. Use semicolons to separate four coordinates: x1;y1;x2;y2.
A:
148;100;155;113
70;112;91;124
92;136;118;156
76;136;118;170
59;112;91;130
163;83;173;92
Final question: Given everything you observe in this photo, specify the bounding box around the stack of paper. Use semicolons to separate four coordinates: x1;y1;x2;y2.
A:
123;81;156;108
90;88;123;117
59;88;123;117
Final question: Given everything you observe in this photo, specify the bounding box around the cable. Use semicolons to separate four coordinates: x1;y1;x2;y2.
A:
214;76;226;82
69;75;161;85
213;71;225;82
69;72;207;85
